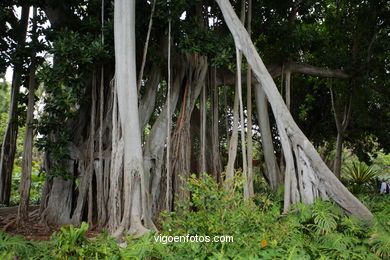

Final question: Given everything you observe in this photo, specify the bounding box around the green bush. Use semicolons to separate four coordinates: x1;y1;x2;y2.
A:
343;161;379;194
1;174;390;259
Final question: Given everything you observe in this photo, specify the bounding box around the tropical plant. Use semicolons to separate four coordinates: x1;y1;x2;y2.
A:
343;161;378;185
50;222;90;258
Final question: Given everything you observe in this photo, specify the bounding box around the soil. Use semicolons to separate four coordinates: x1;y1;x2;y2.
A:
0;206;100;241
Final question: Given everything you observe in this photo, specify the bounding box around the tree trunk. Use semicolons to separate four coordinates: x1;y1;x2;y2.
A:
170;54;208;210
113;0;152;236
143;65;184;216
254;85;281;190
211;67;222;182
17;42;37;225
200;82;206;174
216;0;372;221
334;131;343;178
285;70;291;110
225;85;239;190
236;48;249;198
0;6;30;205
139;65;161;131
331;89;352;179
246;0;254;196
108;81;124;231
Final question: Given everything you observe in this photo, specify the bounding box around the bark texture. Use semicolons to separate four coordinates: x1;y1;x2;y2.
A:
169;54;208;210
17;50;37;225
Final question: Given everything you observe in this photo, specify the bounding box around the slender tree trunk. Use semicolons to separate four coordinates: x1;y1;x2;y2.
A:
211;67;222;182
225;1;246;193
216;0;372;221
0;6;30;205
254;85;281;190
334;131;344;178
165;17;172;212
108;81;124;231
330;89;352;179
246;0;254;196
17;34;37;225
87;72;97;226
97;69;106;228
137;0;156;92
139;65;161;131
97;0;106;229
225;87;239;190
200;83;206;174
236;48;249;198
223;85;230;146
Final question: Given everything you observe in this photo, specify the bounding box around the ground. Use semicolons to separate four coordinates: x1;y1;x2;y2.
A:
0;206;99;240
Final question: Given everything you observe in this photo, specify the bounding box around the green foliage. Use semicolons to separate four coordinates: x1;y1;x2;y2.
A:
371;151;390;179
50;222;90;258
342;161;379;194
36;28;106;179
49;222;121;259
0;232;38;260
369;232;390;259
0;158;44;207
343;161;378;185
1;176;390;259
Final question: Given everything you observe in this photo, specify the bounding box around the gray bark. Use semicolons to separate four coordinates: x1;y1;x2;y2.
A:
331;89;352;179
200;82;207;174
211;67;222;182
246;0;254;196
170;55;208;209
17;43;37;225
254;85;281;190
143;67;184;215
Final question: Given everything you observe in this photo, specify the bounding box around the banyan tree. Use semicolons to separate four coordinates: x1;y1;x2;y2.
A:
2;0;386;235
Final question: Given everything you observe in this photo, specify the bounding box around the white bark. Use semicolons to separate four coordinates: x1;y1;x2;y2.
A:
114;0;151;236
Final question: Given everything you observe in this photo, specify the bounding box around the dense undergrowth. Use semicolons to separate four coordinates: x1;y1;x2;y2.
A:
1;174;390;259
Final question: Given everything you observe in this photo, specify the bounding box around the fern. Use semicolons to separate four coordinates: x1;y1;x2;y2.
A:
369;232;390;258
0;231;39;259
50;222;90;258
